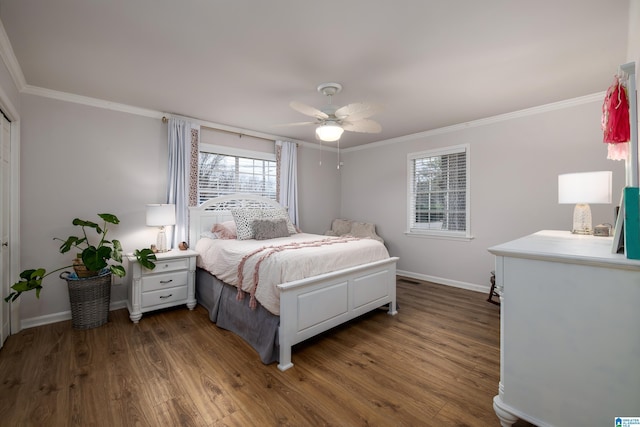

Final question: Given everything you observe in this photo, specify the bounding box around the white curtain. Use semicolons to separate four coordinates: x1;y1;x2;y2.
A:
167;117;199;249
276;140;299;227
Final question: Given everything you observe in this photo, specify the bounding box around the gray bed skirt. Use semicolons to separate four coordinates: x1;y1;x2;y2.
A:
196;268;280;364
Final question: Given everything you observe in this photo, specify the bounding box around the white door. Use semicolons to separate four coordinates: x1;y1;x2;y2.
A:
0;113;10;347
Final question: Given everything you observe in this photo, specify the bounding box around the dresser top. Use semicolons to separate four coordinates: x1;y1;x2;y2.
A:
488;230;640;270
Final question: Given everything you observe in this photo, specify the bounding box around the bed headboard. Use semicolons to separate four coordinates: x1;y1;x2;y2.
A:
188;193;286;245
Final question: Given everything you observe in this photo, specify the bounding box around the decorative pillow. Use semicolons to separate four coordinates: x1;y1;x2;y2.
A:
252;218;290;240
259;208;297;235
231;207;296;240
212;221;237;240
349;221;384;243
331;218;353;236
230;208;263;240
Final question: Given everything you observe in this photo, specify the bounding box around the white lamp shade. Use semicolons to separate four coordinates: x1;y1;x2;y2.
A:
558;171;612;204
146;204;176;226
316;122;344;142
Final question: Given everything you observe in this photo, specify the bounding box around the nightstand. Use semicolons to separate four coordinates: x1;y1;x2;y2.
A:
126;249;198;323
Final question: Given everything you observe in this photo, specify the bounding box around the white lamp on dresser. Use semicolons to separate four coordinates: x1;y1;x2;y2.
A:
558;171;612;235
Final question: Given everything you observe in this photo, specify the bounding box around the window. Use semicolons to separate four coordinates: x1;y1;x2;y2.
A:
407;144;470;239
198;145;276;205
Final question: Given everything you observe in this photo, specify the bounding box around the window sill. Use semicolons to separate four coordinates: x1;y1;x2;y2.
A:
404;231;474;242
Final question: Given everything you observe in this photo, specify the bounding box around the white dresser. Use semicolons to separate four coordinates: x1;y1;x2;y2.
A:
126;249;198;323
489;231;640;427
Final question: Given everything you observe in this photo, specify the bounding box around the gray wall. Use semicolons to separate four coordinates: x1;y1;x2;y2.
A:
340;98;626;290
19;94;166;321
297;145;341;234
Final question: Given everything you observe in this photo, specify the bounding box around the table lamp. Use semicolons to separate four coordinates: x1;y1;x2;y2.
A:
146;204;176;252
558;171;612;234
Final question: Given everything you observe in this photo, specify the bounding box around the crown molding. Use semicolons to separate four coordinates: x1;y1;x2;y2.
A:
21;85;325;150
22;80;603;154
345;92;605;152
0;19;26;91
22;84;165;119
18;81;605;155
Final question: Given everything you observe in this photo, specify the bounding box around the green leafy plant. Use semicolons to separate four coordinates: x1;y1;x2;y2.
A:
5;213;157;302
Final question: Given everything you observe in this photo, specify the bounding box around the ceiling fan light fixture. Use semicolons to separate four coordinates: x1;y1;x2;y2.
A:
316;122;344;141
283;82;381;142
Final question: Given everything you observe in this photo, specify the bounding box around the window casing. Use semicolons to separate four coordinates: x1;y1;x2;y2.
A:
407;144;471;239
198;144;276;205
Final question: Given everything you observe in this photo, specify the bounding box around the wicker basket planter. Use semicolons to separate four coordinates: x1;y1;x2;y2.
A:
60;270;111;329
72;257;99;278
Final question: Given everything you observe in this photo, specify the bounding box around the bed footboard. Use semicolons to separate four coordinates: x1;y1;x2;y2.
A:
277;257;398;371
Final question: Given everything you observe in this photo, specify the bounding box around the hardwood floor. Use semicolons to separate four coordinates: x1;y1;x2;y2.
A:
0;278;532;426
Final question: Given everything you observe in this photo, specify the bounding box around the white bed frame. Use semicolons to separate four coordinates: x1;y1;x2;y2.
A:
189;194;398;371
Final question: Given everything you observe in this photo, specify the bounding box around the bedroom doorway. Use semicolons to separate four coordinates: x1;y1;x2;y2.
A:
0;112;11;348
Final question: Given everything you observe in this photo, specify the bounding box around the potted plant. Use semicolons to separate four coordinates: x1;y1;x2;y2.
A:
5;213;157;329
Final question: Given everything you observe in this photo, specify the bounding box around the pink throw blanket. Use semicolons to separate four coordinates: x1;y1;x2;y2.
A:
237;236;360;308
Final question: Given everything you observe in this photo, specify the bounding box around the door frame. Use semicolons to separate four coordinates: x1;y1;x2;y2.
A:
0;87;21;336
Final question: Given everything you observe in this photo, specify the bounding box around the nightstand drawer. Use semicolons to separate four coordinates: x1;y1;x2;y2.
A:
141;271;188;292
142;285;188;308
147;258;190;274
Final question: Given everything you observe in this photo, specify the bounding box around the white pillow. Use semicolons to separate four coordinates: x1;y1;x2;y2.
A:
200;231;218;240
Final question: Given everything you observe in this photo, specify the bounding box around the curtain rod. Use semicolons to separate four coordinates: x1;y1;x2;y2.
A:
162;115;280;143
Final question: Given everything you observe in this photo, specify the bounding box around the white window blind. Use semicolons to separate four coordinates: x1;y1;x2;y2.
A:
407;144;470;238
198;152;276;204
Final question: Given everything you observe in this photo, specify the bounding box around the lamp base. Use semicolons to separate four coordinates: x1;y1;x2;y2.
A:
156;228;168;252
571;203;593;235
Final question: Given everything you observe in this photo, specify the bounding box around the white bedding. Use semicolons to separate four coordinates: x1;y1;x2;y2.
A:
195;233;390;315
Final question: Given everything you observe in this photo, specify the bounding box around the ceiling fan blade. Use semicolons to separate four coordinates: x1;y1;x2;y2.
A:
341;119;382;133
290;101;329;120
335;102;382;121
272;121;317;128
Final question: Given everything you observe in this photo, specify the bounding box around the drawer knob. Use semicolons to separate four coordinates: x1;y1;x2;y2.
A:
159;294;173;299
160;279;173;284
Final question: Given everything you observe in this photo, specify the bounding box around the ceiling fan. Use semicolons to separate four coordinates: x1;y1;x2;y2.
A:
281;83;382;142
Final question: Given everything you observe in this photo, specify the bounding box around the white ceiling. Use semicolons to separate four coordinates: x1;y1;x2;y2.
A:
0;0;631;148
